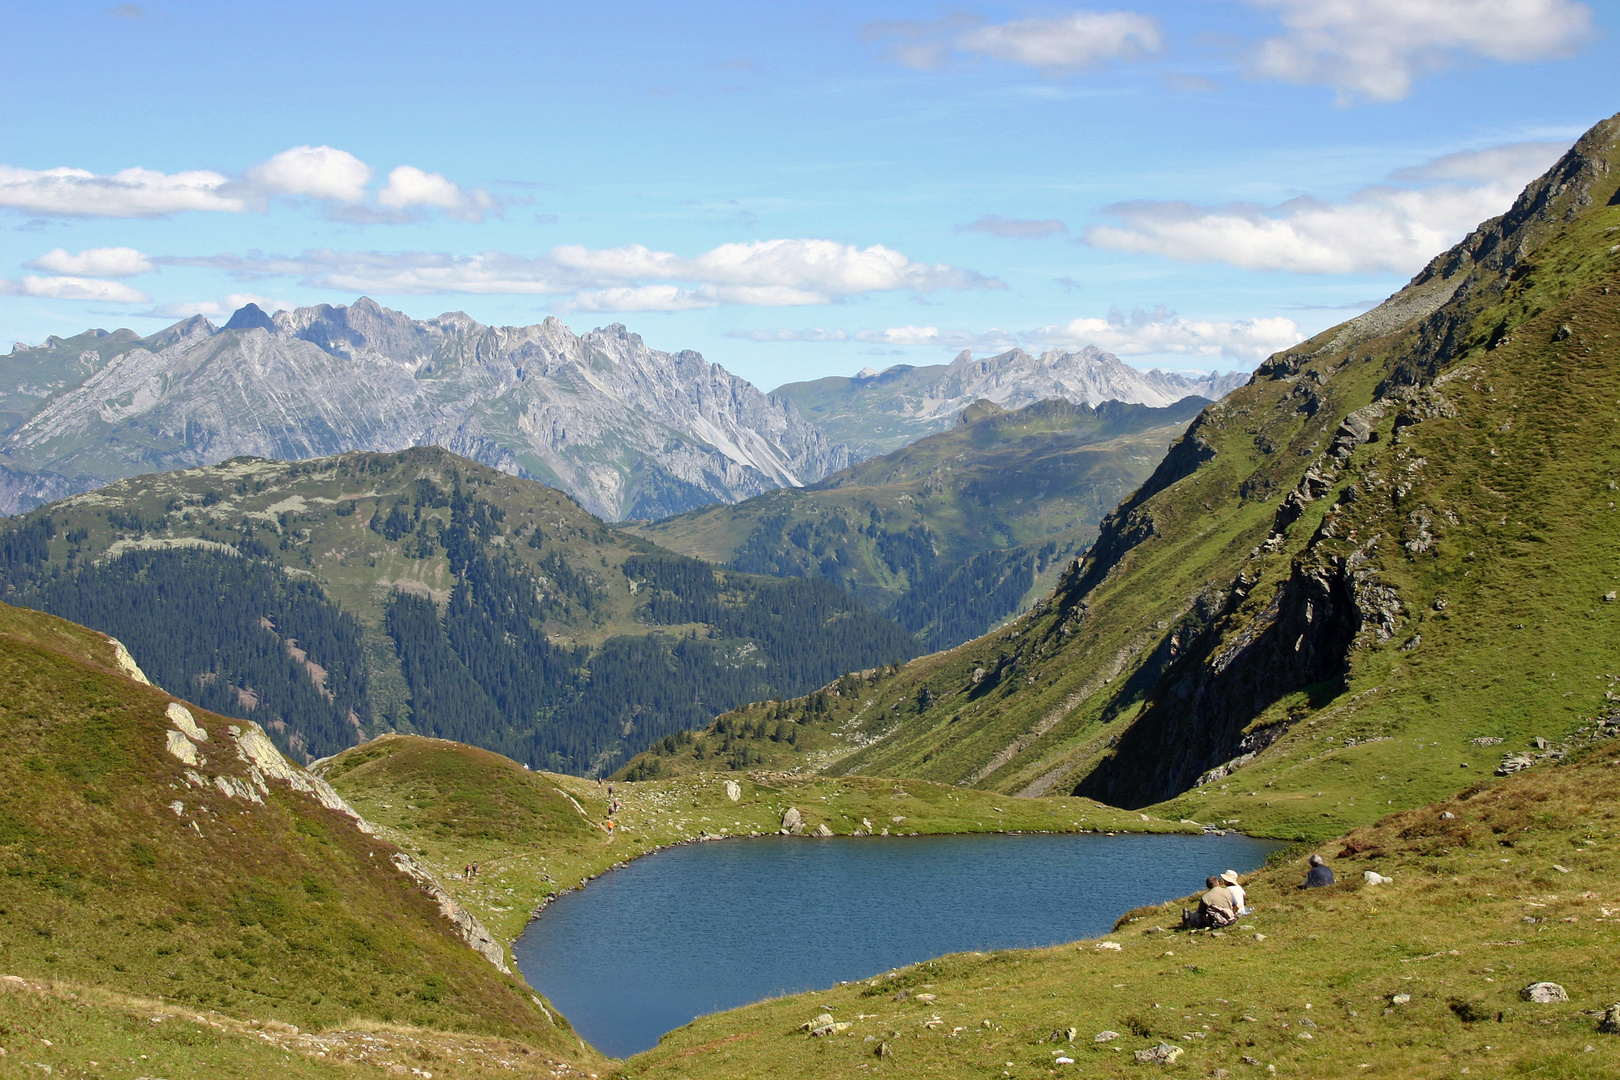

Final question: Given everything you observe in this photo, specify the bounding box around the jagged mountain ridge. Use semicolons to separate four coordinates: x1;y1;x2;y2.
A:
773;344;1248;457
0;299;848;521
617;110;1620;842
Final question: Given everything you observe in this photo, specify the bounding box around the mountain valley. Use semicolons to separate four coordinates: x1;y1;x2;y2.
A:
619;112;1620;843
628;394;1209;650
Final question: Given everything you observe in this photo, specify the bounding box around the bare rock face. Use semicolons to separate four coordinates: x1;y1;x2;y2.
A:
0;300;847;521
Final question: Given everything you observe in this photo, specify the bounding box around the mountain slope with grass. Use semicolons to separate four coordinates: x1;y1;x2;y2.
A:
0;447;916;773
626;396;1207;650
617;111;1620;843
0;598;590;1072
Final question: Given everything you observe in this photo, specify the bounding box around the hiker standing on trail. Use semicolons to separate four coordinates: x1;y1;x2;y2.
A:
1302;853;1334;888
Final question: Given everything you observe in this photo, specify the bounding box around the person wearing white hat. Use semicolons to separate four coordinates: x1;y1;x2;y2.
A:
1220;870;1248;915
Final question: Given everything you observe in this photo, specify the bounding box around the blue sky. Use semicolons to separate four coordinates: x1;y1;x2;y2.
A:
0;0;1613;390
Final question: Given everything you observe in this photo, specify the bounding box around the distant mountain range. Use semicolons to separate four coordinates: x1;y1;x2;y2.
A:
773;346;1249;458
0;301;1252;522
0;299;846;521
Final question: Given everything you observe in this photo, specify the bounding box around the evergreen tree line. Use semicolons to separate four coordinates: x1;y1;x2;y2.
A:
1;545;370;760
0;494;919;775
389;550;917;773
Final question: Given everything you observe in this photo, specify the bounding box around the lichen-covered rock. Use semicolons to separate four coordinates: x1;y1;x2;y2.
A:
1134;1043;1183;1065
165;728;204;767
166;702;207;741
1521;982;1569;1003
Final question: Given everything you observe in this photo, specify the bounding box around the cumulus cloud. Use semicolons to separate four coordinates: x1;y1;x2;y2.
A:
169;239;999;309
0;164;246;217
1083;139;1566;275
729;307;1300;363
0;147;490;221
28;246;153;277
244;145;373;203
1245;0;1596;104
378;165;498;221
7;275;151;302
957;215;1069;239
868;10;1161;73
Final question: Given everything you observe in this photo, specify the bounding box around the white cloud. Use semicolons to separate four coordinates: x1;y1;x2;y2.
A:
957;215;1069;239
728;325;1017;349
868;10;1161;74
1246;0;1596;104
170;239;999;308
1083;139;1566;275
0;147;485;221
378;166;498;221
244;145;373;203
956;12;1163;73
1025;307;1302;360
0;164;245;217
1387;140;1568;183
729;308;1299;363
148;292;296;319
14;275;150;302
28;246;153;277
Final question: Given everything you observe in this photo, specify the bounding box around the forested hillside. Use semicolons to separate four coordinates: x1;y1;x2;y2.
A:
628;396;1205;650
0;448;916;773
618;112;1620;842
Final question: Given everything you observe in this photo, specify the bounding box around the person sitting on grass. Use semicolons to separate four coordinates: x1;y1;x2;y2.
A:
1220;869;1249;914
1302;853;1334;888
1182;876;1239;929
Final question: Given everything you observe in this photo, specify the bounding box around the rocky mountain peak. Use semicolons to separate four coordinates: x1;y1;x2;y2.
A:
223;302;277;332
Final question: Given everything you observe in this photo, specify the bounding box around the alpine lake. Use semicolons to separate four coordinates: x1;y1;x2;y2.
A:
513;830;1285;1058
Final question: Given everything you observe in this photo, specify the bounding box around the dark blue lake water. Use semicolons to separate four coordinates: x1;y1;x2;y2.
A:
513;831;1283;1058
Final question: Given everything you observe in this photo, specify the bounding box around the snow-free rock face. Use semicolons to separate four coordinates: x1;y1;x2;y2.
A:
0;299;848;521
774;345;1250;458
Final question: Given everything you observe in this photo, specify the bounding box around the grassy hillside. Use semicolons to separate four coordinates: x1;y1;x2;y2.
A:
615;112;1620;844
0;598;592;1074
0;447;916;773
627;397;1204;650
623;740;1620;1080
